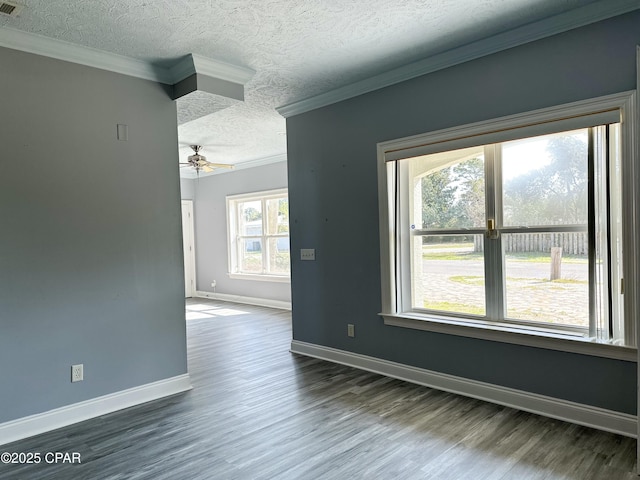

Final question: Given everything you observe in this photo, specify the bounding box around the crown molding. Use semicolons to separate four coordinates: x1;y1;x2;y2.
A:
233;153;288;171
191;53;255;84
168;55;198;83
170;53;255;85
277;0;640;118
0;26;173;83
0;28;254;86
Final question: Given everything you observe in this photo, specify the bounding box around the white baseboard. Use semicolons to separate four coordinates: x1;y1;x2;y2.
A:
0;374;192;447
195;290;291;310
290;340;636;438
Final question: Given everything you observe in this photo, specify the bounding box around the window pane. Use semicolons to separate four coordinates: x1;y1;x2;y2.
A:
239;201;262;235
410;147;485;230
266;197;289;235
503;233;588;328
267;237;290;275
240;238;262;273
413;235;485;316
502;129;588;227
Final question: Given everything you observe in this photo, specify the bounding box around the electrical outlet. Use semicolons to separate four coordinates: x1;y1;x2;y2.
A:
347;324;355;338
71;364;84;383
211;280;216;288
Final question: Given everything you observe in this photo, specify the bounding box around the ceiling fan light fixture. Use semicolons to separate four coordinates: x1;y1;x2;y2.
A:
187;145;206;164
188;153;207;163
182;144;233;175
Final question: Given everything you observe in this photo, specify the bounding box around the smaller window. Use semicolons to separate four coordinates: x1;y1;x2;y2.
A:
227;189;290;281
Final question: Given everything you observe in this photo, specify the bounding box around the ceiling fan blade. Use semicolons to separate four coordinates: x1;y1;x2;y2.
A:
206;163;234;169
202;165;214;173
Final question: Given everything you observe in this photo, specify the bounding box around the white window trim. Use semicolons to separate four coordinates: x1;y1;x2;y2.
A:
226;188;290;282
377;91;638;361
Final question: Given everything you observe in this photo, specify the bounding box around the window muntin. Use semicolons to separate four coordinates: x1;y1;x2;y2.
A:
227;189;290;280
380;92;639;353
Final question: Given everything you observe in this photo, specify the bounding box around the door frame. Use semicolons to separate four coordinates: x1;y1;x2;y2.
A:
181;200;196;298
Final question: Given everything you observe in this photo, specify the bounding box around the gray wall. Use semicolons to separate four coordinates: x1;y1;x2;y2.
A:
287;11;639;414
180;178;195;200
0;47;187;423
192;162;291;303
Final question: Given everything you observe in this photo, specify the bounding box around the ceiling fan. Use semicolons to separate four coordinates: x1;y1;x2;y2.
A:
180;145;234;174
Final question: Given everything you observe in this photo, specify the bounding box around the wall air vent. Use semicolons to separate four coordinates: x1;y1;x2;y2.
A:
0;1;24;17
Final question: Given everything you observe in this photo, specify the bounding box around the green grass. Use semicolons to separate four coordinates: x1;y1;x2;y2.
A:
422;249;588;263
423;301;485;316
501;276;588;290
505;252;588;264
449;275;485;286
449;275;589;290
505;276;587;285
507;308;586;324
548;278;587;284
423;251;483;261
423;242;474;250
423;301;585;324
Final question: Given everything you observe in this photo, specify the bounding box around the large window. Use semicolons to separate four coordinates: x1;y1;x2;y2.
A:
378;93;638;358
227;189;290;281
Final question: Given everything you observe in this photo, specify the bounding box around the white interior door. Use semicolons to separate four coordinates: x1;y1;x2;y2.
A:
181;200;196;298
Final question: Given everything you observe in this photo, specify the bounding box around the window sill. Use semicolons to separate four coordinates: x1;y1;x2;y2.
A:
228;272;291;283
380;312;636;362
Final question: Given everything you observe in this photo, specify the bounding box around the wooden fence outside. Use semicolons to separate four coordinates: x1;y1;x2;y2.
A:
473;232;588;255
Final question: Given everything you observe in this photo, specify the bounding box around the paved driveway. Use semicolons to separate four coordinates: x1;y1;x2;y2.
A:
420;257;589;327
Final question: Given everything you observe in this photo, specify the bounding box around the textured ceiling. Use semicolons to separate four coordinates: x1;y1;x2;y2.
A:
1;0;604;177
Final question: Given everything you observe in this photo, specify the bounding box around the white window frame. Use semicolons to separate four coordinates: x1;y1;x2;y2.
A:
377;91;638;361
226;188;290;283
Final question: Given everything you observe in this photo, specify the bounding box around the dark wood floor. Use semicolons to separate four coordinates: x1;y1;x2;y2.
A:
1;299;637;479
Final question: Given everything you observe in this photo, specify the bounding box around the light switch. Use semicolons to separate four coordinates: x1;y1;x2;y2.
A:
300;248;315;261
